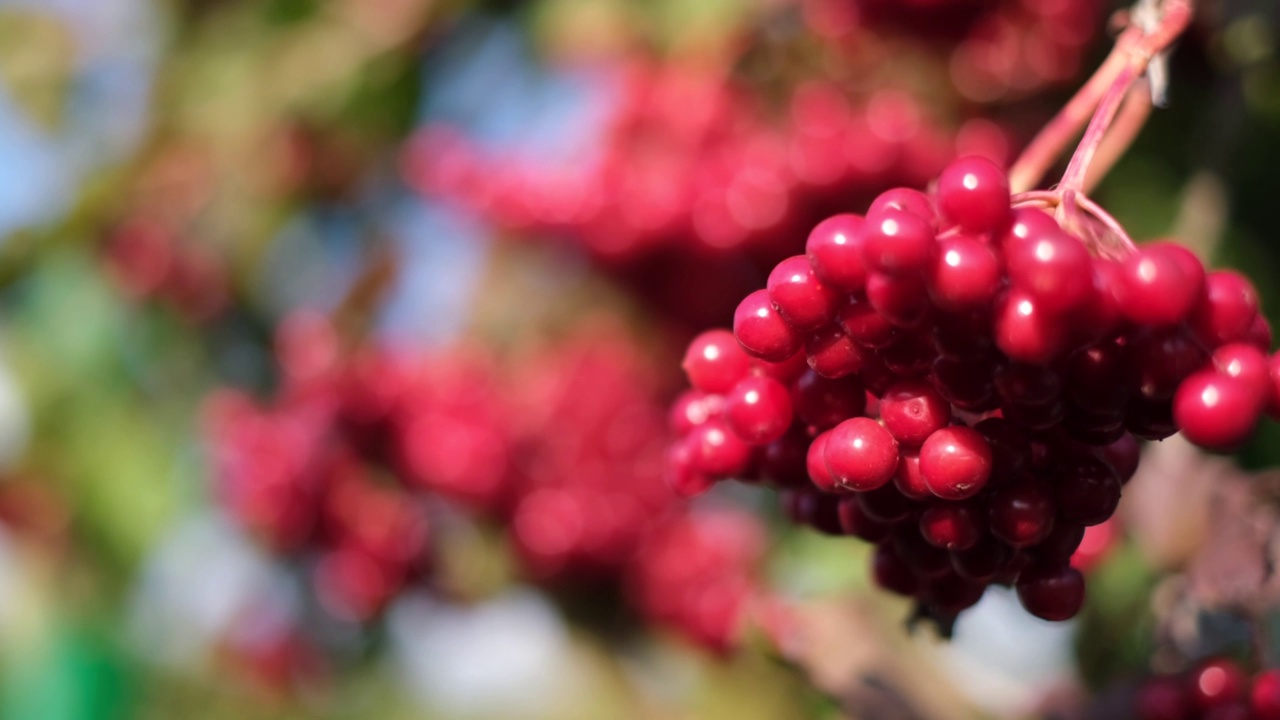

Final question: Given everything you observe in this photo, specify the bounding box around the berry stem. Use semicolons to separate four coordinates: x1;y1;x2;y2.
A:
1007;0;1194;194
1081;80;1153;195
1058;66;1138;195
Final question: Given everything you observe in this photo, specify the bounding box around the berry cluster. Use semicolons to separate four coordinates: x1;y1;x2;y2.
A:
104;216;230;322
668;154;1274;624
208;315;771;650
1138;659;1280;720
800;0;1103;102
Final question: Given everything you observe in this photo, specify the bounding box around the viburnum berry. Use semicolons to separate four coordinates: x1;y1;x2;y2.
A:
1173;369;1261;451
768;255;842;331
862;208;936;275
935;155;1010;234
988;478;1056;547
1192;270;1261;348
927;235;1001;311
824;417;899;491
1252;669;1280;720
806;214;869;293
880;380;951;447
1116;242;1205;327
734;289;802;362
919;502;981;550
919;426;992;500
871;542;918;596
1005;224;1092;314
1190;658;1247;711
683;329;751;393
725;375;794;445
1014;562;1084;621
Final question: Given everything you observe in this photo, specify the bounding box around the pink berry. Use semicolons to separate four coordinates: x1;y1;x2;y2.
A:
995;289;1068;364
1190;658;1246;711
1191;270;1260;348
927;234;1001;310
806;214;868;292
734;289;802;362
880;380;951;447
1015;562;1084;621
768;255;842;331
1173;369;1262;451
683;329;750;393
935;156;1010;234
1117;242;1205;327
824;417;899;491
919;426;992;500
725;375;794;445
862;208;936;275
1251;669;1280;720
687;419;753;477
837;295;899;348
1006;227;1092;314
1212;342;1270;394
866;272;931;328
805;324;867;378
806;430;839;493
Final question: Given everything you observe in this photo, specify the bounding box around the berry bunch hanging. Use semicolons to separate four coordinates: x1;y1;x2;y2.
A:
668;0;1274;626
1136;659;1280;720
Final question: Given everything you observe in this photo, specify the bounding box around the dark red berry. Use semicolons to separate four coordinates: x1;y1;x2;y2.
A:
1190;658;1246;711
768;255;842;331
880;380;951;447
1055;456;1122;526
837;496;891;541
871;542;918;596
1006;227;1092;314
866;272;931;328
735;289;803;362
951;535;1012;582
683;329;750;393
856;483;916;524
919;502;981;550
1015;562;1084;621
1251;669;1280;720
927;234;1001;310
1117;242;1205;327
988;478;1056;547
805;325;867;378
793;370;866;430
891;524;951;578
893;449;931;500
837;295;899;348
935;156;1010;234
824;417;899;491
919;426;992;500
725;375;794;445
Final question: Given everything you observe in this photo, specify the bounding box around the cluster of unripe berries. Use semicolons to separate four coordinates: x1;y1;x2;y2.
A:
1137;659;1280;720
668;154;1277;623
207;315;769;650
104;216;230;323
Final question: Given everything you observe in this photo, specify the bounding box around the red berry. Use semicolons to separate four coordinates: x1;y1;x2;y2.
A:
735;289;803;362
1006;228;1092;314
988;478;1056;547
806;431;840;493
919;502;981;550
866;272;931;328
892;524;952;578
1117;242;1205;327
919;426;992;500
974;417;1032;483
1015;562;1084;621
927;235;1001;310
1033;521;1085;562
725;375;794;445
1173;369;1262;451
893;449;931;500
1055;456;1122;526
1251;669;1280;720
871;542;918;596
824;418;899;491
995;289;1068;364
1099;432;1141;484
837;496;891;541
1137;676;1193;720
768;255;842;331
935;156;1010;234
669;390;722;436
687;419;753;477
806;214;868;292
837;295;899;348
868;188;935;222
862;208;936;275
666;440;716;498
880;380;951;447
1212;342;1270;394
1190;658;1246;711
805;324;867;378
856;483;917;524
1191;270;1260;348
683;329;750;393
792;369;866;430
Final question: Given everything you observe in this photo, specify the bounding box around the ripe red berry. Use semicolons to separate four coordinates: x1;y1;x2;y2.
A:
792;369;866;430
988;478;1056;547
806;431;839;493
1006;228;1092;314
935;156;1010;234
880;380;951;447
871;542;918;596
1137;676;1194;720
862;208;936;275
919;426;992;500
837;496;891;541
805;324;867;378
1014;562;1084;621
919;502;981;550
995;289;1067;364
1117;242;1205;327
1212;342;1270;394
725;375;794;445
893;449;931;500
824;418;899;491
866;272;931;328
1190;658;1246;711
683;329;750;393
768;255;842;331
1251;669;1280;720
806;214;868;292
735;289;803;362
838;295;899;348
687;419;753;476
867;188;935;222
1173;370;1261;451
1055;457;1122;526
927;235;1001;310
1191;270;1260;348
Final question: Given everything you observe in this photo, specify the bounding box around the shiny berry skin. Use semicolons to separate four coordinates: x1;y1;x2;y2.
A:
768;255;842;331
1005;207;1062;246
988;479;1056;547
1173;370;1261;451
974;417;1031;483
806;431;840;493
927;235;1000;310
892;525;952;578
856;483;916;524
1032;521;1085;562
725;375;794;445
806;214;868;292
935;156;1010;234
1055;457;1122;526
868;188;934;222
666;441;716;498
1130;327;1210;401
1100;433;1141;484
1014;562;1084;621
1251;669;1280;720
1212;342;1271;394
1006;228;1092;314
669;390;722;436
1137;676;1193;720
1117;242;1205;327
824;417;899;491
805;325;866;378
880;380;951;447
862;208;936;275
1066;343;1129;414
838;295;898;348
734;289;803;362
1192;270;1260;348
866;272;931;328
871;542;918;596
1190;658;1246;711
919;427;992;500
950;535;1012;582
893;450;930;500
919;502;981;550
683;329;750;393
687;419;752;476
792;370;866;430
995;289;1067;365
